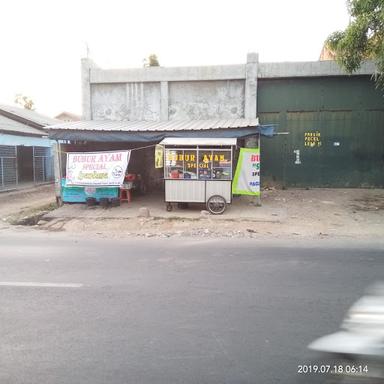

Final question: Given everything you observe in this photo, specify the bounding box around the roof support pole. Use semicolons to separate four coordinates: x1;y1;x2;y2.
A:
53;141;63;206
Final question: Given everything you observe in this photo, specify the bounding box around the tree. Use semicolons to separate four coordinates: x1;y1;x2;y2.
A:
326;0;384;87
144;54;160;67
14;94;35;110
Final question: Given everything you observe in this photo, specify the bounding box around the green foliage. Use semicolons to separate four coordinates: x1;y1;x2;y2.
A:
326;0;384;87
144;54;160;67
14;94;35;110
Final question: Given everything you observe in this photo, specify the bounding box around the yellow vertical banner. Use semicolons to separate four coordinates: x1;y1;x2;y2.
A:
155;144;164;168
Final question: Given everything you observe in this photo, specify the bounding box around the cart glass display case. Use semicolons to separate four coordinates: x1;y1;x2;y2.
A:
161;138;236;214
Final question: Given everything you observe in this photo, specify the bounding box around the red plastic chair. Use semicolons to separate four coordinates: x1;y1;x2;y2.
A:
120;187;131;203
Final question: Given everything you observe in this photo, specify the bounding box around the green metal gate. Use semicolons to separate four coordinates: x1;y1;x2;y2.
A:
259;76;384;188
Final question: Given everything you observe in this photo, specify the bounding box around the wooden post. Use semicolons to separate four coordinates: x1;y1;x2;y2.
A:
53;141;63;206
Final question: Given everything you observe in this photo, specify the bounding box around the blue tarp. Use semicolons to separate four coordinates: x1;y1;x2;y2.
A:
48;125;276;143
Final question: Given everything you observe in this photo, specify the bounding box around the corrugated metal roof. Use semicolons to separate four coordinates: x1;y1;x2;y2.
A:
0;104;60;127
0;114;48;136
160;137;237;146
45;118;259;132
55;111;82;121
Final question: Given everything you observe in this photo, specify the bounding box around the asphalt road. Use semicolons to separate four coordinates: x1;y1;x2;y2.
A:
0;231;383;384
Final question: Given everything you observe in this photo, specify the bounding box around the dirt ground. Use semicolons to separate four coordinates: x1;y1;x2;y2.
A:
0;184;56;226
54;189;384;240
2;185;382;241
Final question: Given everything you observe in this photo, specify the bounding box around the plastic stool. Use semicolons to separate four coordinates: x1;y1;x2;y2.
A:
120;188;131;203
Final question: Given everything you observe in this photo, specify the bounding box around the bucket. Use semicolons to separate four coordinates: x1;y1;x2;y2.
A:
170;170;179;179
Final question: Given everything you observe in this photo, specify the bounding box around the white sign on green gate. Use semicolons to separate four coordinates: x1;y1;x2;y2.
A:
232;148;260;195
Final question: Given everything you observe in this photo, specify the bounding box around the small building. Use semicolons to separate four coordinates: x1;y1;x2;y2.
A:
0;104;59;190
55;111;81;122
319;45;336;61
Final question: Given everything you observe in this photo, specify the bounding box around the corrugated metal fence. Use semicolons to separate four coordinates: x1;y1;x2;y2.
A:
33;146;54;184
0;145;17;189
0;145;53;190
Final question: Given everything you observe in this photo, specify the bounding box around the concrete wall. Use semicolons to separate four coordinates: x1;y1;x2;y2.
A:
82;53;258;121
91;82;161;121
82;53;374;122
90;80;246;121
168;80;245;120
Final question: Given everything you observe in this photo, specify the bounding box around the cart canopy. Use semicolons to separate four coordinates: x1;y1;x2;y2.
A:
160;137;237;146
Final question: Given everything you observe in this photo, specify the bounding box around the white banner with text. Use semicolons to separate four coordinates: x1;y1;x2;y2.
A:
66;150;131;186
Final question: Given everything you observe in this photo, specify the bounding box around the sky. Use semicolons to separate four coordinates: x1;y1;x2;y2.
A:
0;0;350;118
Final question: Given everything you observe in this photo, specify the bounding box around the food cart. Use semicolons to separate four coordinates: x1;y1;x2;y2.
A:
160;137;236;214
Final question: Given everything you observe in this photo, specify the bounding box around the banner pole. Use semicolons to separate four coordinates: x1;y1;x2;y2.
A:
54;141;63;206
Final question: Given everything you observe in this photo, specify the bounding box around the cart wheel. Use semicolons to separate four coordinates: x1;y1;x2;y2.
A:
166;203;173;212
207;195;227;215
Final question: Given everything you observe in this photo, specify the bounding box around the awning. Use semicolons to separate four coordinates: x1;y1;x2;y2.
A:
45;118;259;131
46;119;275;142
160;137;237;146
